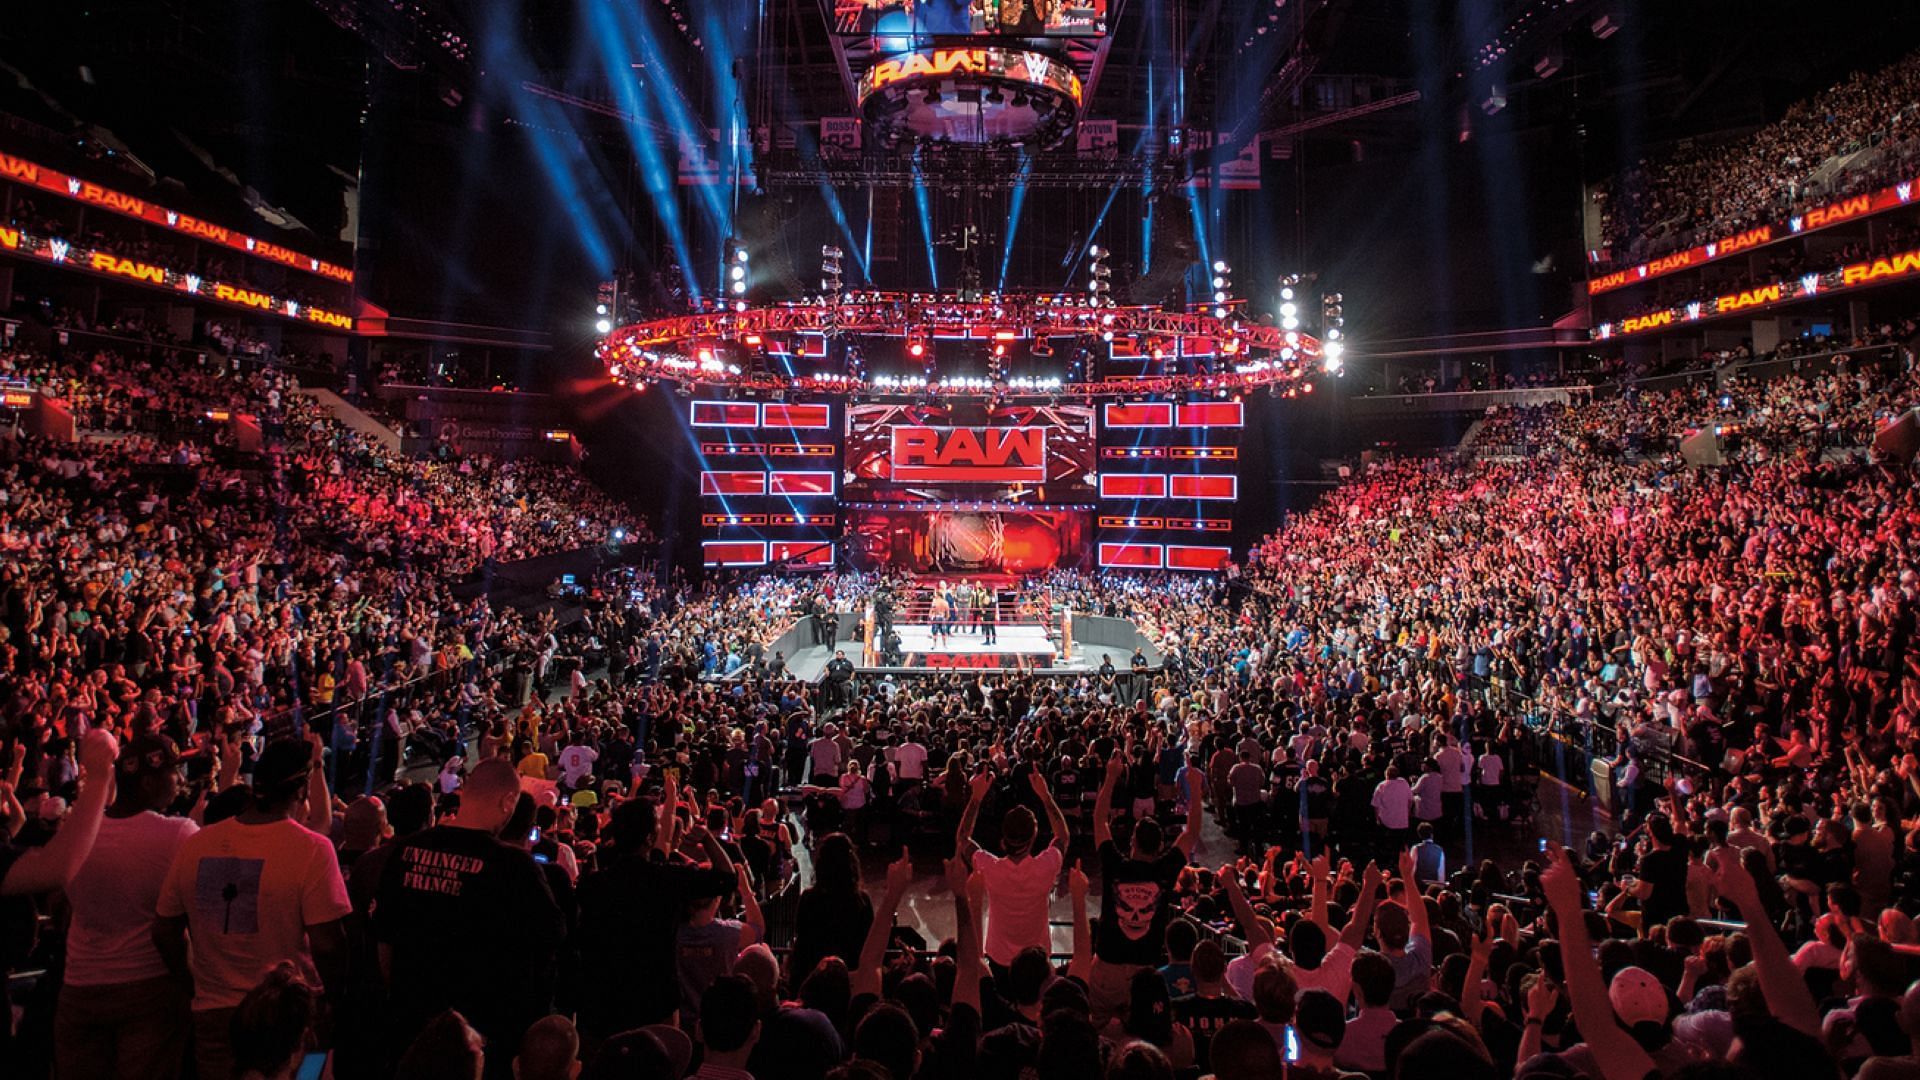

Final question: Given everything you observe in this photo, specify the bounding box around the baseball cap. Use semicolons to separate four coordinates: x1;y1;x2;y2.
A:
116;734;181;778
1608;966;1669;1029
251;738;317;800
570;789;600;808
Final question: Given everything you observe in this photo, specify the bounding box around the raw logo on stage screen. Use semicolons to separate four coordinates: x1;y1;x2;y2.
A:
843;401;1095;503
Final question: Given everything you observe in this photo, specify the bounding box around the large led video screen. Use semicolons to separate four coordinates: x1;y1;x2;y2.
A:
844;401;1096;503
835;0;1107;37
846;507;1092;573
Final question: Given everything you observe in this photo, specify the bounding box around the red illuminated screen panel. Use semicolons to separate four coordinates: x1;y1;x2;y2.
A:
1098;542;1164;569
1164;545;1232;571
770;541;834;566
1169;474;1238;500
690;401;761;427
1099;474;1168;499
762;403;832;429
700;471;767;497
702;540;768;566
769;471;836;496
1104;402;1174;428
1177;401;1244;428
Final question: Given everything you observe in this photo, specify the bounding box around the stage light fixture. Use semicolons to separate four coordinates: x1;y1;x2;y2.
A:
595;318;613;334
1210;260;1232;309
1321;290;1345;346
1087;244;1113;308
723;237;750;298
821;245;844;294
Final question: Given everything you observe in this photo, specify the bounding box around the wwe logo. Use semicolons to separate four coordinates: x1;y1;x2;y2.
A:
310;258;319;270
48;238;68;262
1705;243;1717;257
1686;302;1702;319
1635;266;1647;277
185;274;200;292
166;211;179;226
245;238;256;251
1901;183;1913;202
1789;217;1804;233
1801;274;1820;295
66;178;80;195
285;301;300;316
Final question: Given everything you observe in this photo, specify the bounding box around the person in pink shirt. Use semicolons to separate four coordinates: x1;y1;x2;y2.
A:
954;764;1071;972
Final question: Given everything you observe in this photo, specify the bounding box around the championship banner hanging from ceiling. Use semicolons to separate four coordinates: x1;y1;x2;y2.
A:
821;117;862;151
1077;119;1117;158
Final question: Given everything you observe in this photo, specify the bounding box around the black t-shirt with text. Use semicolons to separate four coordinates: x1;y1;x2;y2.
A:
373;825;565;1050
1175;993;1259;1074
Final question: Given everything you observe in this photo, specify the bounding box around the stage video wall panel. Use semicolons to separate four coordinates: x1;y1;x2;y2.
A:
697;400;841;569
1095;396;1244;570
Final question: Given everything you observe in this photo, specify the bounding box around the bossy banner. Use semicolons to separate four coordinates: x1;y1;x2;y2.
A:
890;426;1048;482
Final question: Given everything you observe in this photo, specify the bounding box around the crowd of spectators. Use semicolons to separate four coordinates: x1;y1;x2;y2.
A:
1596;49;1920;265
2;305;1920;1080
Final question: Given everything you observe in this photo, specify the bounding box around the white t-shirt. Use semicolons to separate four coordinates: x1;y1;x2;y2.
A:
1435;746;1468;793
1371;778;1412;830
973;845;1065;966
1293;940;1357;1004
890;742;928;781
558;745;600;786
65;811;199;986
1477;753;1504;787
1225;940;1276;1002
1411;773;1444;821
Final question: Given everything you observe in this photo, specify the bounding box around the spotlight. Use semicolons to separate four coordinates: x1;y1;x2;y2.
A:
1321;290;1345;343
1210;260;1231;315
595;318;613;334
723;237;750;297
1087;243;1113;308
821;244;844;294
595;303;609;316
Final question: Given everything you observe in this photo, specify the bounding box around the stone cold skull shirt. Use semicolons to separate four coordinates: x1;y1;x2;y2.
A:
1094;839;1187;966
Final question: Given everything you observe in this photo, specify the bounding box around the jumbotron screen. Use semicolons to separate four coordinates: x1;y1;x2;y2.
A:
835;0;1107;37
843;401;1096;503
